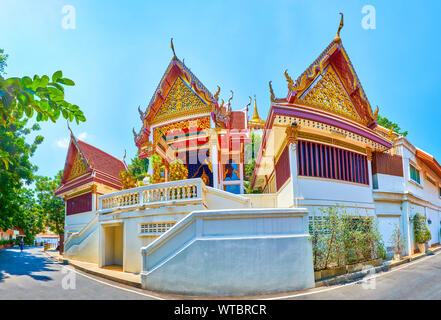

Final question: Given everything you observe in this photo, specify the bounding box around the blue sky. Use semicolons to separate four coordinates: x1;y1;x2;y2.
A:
1;0;440;178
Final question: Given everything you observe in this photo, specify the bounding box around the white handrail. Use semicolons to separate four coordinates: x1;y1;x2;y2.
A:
99;178;204;211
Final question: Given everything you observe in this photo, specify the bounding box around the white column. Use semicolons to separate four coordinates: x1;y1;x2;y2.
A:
288;142;300;207
402;200;412;256
98;224;104;267
91;193;97;212
367;159;373;190
239;163;244;194
211;143;219;189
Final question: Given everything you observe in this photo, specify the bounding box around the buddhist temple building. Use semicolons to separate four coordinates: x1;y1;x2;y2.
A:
54;17;441;296
133;42;249;194
55;132;126;237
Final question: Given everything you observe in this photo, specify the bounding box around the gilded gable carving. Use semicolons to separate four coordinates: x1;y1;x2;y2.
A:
299;68;364;124
152;77;213;125
67;151;88;181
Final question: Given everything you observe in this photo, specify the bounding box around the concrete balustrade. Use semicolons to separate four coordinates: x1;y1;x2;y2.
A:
99;178;203;213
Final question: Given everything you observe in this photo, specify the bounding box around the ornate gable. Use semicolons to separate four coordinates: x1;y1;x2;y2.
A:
61;137;91;184
298;66;364;123
281;37;377;128
150;76;212;125
66;150;89;182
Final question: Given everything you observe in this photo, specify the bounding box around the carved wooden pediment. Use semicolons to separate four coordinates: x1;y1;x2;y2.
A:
298;67;364;124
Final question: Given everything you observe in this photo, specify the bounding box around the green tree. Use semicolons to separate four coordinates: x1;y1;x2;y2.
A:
127;154;149;182
0;120;43;231
0;48;86;233
0;48;86;168
12;188;46;244
35;171;65;235
243;131;262;193
377;114;408;137
0;49;7;75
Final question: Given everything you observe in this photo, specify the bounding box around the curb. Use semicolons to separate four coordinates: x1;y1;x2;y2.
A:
315;247;441;288
43;252;142;289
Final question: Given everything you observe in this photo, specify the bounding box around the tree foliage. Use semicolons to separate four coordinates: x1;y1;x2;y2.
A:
120;153;150;189
127;154;149;182
377;114;408;137
35;171;65;235
0;120;43;231
413;213;431;244
0;49;7;76
0;48;84;240
12;188;45;244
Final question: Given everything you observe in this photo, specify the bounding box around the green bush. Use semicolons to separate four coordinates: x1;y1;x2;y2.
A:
390;223;406;255
413;213;431;244
0;239;14;246
310;207;385;271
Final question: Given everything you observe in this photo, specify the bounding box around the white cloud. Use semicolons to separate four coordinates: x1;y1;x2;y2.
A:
78;132;88;140
56;137;69;149
55;132;88;149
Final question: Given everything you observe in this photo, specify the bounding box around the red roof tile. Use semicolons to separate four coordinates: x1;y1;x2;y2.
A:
77;140;126;180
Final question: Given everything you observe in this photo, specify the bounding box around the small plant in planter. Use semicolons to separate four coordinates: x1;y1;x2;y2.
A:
413;213;431;253
390;223;405;260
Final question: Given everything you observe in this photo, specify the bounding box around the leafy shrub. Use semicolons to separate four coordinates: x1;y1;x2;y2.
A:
390;223;406;255
310;207;385;271
413;213;431;244
0;239;14;246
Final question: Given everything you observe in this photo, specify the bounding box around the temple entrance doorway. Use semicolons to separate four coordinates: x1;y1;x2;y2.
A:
102;223;123;269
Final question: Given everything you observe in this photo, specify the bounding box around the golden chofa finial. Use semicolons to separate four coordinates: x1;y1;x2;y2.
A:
269;81;275;102
334;12;344;44
171;38;176;57
374;106;379;120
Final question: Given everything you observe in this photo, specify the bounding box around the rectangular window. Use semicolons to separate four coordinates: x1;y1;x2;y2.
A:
140;222;175;234
298;140;368;185
409;164;420;184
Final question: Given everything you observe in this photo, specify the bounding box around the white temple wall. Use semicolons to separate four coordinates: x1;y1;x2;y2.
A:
297;176;374;205
65;211;95;233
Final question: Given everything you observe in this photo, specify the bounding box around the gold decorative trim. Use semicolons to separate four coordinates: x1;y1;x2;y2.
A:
150;77;214;126
298;67;364;124
66;151;89;182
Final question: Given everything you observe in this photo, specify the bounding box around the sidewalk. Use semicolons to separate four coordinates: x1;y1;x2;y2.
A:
43;250;142;288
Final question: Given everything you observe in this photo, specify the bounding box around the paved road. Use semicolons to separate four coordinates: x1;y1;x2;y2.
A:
2;246;441;300
284;250;441;300
0;247;159;300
